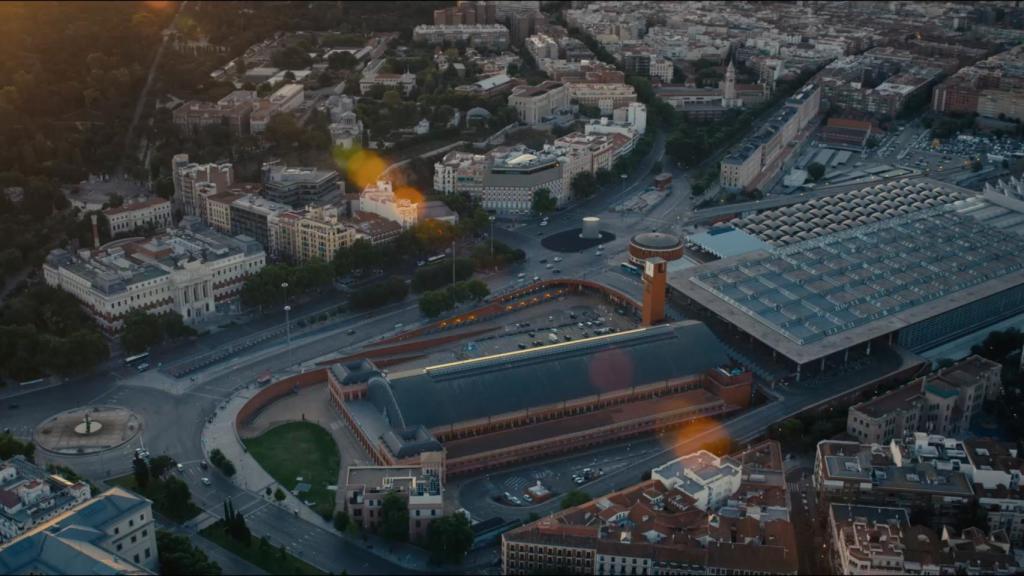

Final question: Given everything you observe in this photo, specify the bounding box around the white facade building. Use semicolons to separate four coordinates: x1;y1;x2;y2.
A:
43;218;265;333
0;457;91;544
651;449;742;511
358;180;420;229
103;197;173;236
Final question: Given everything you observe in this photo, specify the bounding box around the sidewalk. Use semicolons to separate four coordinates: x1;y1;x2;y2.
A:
202;384;489;573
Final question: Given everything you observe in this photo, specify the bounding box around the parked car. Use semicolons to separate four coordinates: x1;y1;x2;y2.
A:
201;477;211;486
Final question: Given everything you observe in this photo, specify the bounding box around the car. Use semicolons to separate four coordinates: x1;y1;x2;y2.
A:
553;257;562;263
136;363;150;372
539;258;547;264
394;323;404;330
518;343;527;350
510;496;521;505
522;494;533;503
517;272;526;278
532;276;540;282
545;263;553;269
586;321;593;327
528;331;535;338
553;268;561;274
176;463;184;472
345;329;356;336
201;477;211;486
539;221;548;227
578;322;585;328
563;335;572;341
200;460;209;470
569;312;577;319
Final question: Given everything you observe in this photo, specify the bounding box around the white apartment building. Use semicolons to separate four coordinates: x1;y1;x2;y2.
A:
0;457;91;544
508;81;570;125
651;449;742;511
103;197;173;236
568;82;637;115
43;218;265;333
433;151;488;194
171;155;234;218
526;33;559;62
0;487;158;574
358;180;420;229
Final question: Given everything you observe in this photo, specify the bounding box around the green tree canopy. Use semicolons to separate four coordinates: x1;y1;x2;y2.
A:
156;531;223;575
531;188;557;214
425;514;474;564
560;489;591;510
379;491;409;542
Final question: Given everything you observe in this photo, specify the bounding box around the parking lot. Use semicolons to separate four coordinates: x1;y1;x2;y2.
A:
386;294;640;371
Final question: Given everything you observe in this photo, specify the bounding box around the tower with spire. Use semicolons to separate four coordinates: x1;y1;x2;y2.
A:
721;58;741;109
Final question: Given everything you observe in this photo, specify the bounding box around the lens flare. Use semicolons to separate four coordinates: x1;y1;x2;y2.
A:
661;417;733;459
333;146;388;190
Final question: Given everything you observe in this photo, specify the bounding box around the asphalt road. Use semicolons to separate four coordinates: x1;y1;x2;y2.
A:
453;349;914;522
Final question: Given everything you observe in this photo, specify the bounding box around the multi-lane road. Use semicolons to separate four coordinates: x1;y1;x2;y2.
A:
0;127;688;573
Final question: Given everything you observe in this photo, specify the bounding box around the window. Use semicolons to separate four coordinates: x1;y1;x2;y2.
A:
131;535;137;544
134;554;139;564
142;530;147;537
145;548;151;559
117;543;123;551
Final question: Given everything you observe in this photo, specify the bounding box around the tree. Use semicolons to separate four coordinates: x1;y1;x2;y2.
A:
274;487;286;502
0;433;35;462
271;45;312;70
209;448;236;477
133;456;150;490
160;477;193;514
379;491;409;541
560;489;591;510
419;290;452;318
807;162;826;181
157;531;223;575
425;514;474;564
148;455;174;479
327;50;358;71
571;172;597;199
531;188;557;214
334;511;350;531
120;310;162;354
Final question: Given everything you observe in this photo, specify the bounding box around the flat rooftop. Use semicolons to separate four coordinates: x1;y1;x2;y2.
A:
671;194;1024;364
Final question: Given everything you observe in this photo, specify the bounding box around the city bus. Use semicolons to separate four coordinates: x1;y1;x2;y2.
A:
124;352;150;366
620;262;641;276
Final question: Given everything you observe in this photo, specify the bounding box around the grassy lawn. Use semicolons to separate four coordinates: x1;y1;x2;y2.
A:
108;474;201;523
243;422;340;518
200;521;325;575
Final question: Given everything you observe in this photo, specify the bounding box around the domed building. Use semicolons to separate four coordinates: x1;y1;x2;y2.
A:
628;232;683;265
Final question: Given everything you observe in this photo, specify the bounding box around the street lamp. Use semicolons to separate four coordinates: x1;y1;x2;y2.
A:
489;215;496;260
284;305;292;367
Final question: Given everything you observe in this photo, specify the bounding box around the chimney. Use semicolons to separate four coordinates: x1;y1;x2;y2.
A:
91;213;100;249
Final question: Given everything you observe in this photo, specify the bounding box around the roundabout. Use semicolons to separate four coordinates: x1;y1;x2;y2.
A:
34;405;142;455
540;228;616;252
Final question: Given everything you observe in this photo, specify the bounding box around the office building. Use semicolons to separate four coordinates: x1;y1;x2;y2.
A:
229;194;291;250
508;81;570;125
172;156;234;218
43;218;265;332
262;164;341;208
567;83;636;115
103;197;172;236
172;90;257;136
358;180;456;229
412;24;510;50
